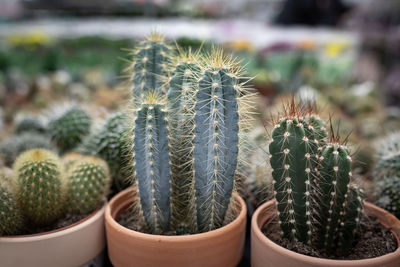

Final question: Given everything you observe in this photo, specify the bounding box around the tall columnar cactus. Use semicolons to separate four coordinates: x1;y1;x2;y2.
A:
13;149;66;225
269;114;319;243
131;32;172;103
167;54;201;229
193;66;240;233
78;112;132;191
306;114;327;146
133;97;171;234
48;106;91;153
0;174;24;236
374;131;400;179
375;176;400;218
67;156;111;214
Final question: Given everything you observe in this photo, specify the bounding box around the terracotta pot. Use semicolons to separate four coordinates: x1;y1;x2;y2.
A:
105;187;247;267
251;199;400;267
0;204;106;267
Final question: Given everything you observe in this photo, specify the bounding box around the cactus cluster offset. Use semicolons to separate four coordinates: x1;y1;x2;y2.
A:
128;34;254;234
13;149;66;226
269;101;364;255
48;106;91;153
0;174;24;236
67;156;111;214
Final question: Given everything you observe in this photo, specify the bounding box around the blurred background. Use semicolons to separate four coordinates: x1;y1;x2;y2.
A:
0;0;399;201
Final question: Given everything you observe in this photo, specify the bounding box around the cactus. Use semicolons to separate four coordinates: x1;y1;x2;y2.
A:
167;53;201;230
15;116;47;135
78;112;132;191
131;32;172;104
61;152;83;172
48;106;91;153
13;149;66;225
67;156;111;214
132;96;171;234
375;176;400;218
374;131;400;179
0;132;53;167
268;101;365;255
0;173;24;236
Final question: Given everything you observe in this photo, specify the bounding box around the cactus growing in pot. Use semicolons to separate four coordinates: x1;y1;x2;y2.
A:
269;101;364;255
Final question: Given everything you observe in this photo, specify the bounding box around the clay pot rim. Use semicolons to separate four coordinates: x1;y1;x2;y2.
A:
0;203;106;241
105;187;247;241
252;199;400;265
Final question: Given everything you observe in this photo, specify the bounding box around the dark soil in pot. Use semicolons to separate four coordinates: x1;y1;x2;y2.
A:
262;215;397;260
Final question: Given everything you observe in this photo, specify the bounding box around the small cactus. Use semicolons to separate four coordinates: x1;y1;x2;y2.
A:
15;116;47;135
67;156;111;214
48;106;91;153
375;176;400;218
13;149;66;225
0;132;53;167
61;152;83;172
374;131;400;179
0;173;24;236
131;32;172;104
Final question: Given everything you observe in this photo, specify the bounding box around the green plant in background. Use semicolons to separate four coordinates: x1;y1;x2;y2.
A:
129;33;254;234
78;112;132;191
0;132;53;167
13;149;66;225
374;131;400;178
48;106;91;154
67;156;111;214
0;172;24;236
14;116;47;135
269;102;364;255
375;176;400;218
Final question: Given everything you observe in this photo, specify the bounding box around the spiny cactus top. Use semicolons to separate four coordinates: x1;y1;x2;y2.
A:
48;106;91;153
131;32;172;104
374;131;400;179
13;149;66;226
0;173;24;236
375;175;400;219
15;116;47;135
269;101;364;255
67;156;111;214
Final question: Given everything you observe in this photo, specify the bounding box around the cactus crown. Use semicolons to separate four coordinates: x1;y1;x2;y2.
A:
269;99;364;255
128;36;254;234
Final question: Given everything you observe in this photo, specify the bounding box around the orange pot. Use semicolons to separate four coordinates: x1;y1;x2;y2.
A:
251;199;400;267
0;204;106;267
105;187;247;267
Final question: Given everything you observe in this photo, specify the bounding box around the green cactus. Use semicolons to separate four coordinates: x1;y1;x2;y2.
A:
268;102;365;255
61;152;83;172
374;131;400;179
0;132;53;167
15;116;47;135
167;53;201;230
78;112;132;191
132;96;172;234
67;156;111;214
375;176;400;218
13;149;66;225
0;173;24;236
131;32;172;104
48;106;91;153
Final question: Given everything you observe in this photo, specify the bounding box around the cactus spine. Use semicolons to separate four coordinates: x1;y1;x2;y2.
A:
13;149;66;225
131;33;172;103
133;97;171;234
48;106;91;153
0;174;24;236
67;156;110;214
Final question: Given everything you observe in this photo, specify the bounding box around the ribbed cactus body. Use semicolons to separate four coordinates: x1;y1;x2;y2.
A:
193;68;239;232
48;107;91;153
318;143;352;251
376;176;400;218
306;114;327;145
132;34;172;102
133;103;171;233
269;118;319;243
13;149;65;225
168;61;200;229
0;176;24;236
67;156;110;214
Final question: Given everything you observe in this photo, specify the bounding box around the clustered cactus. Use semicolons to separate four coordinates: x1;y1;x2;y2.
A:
128;33;254;234
269;101;364;255
0;148;110;236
